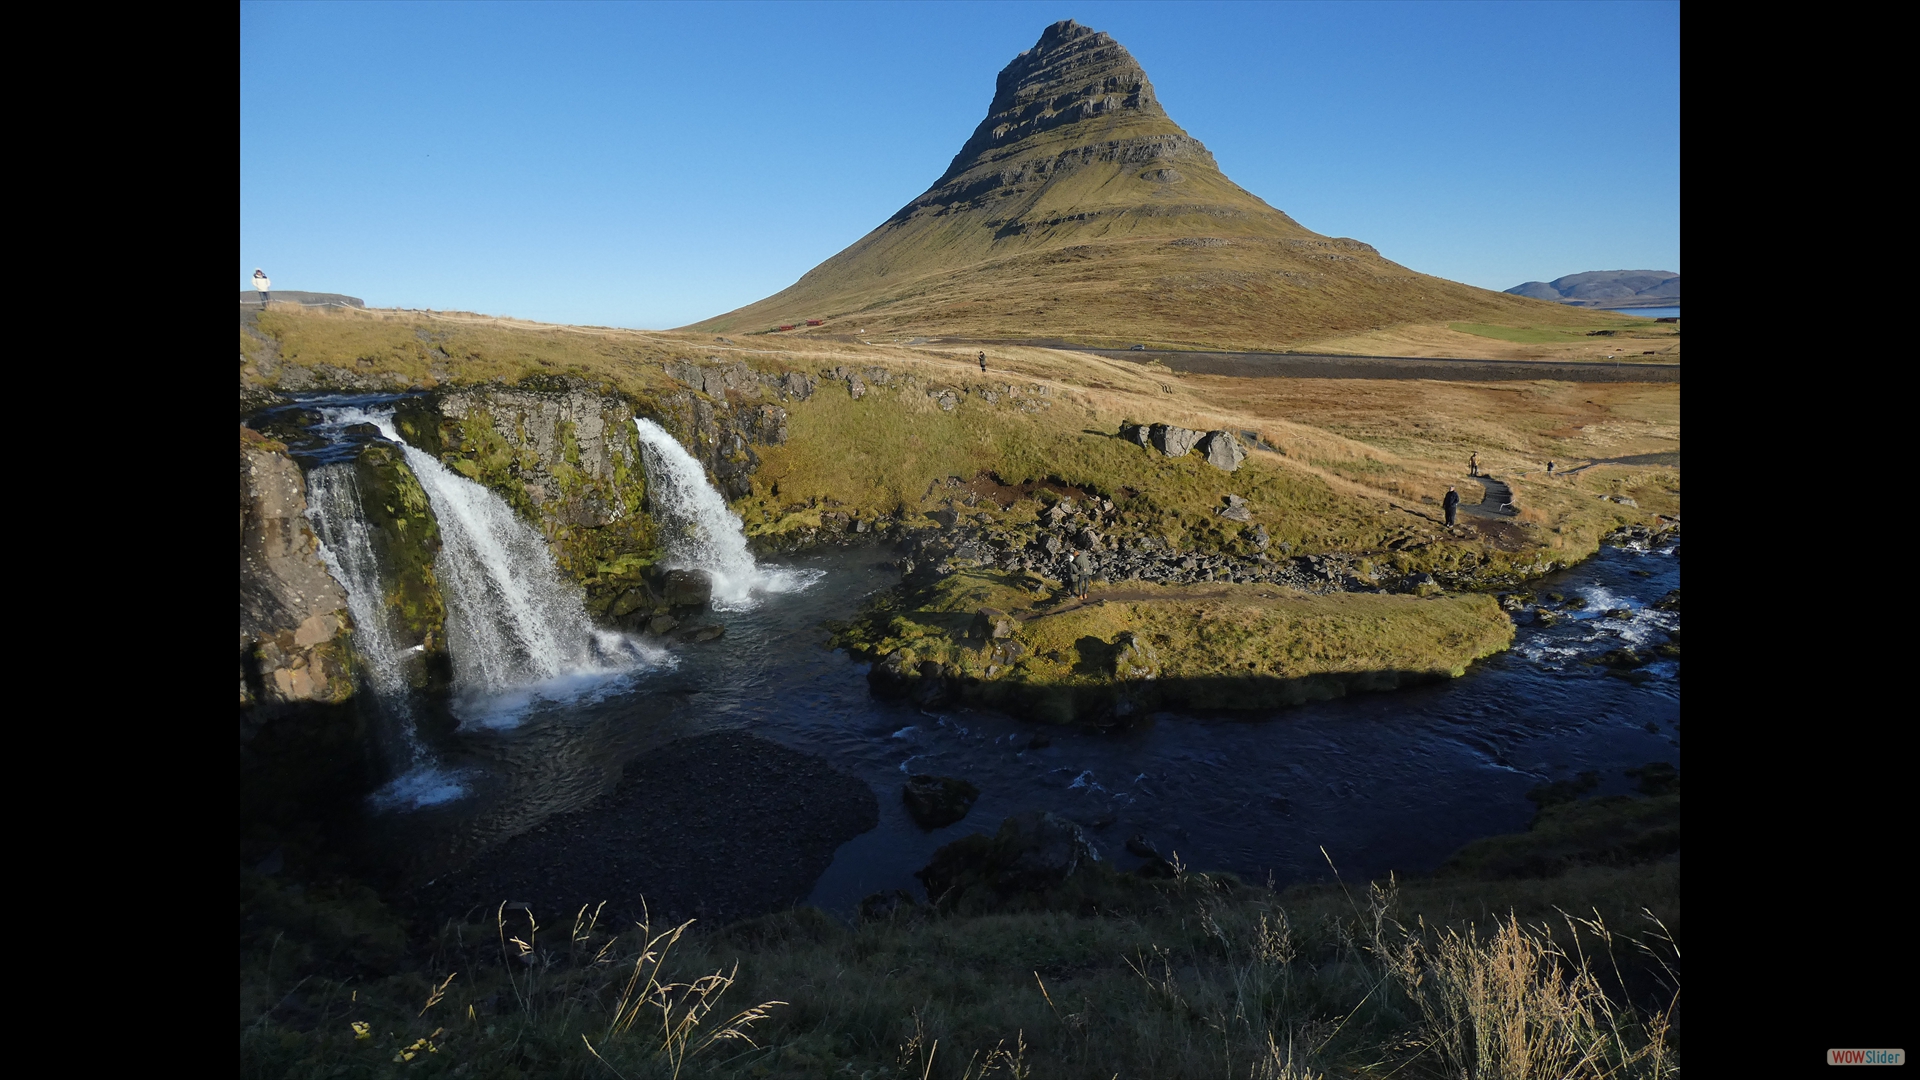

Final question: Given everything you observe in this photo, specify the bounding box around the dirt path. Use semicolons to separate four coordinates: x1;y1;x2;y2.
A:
1462;475;1517;520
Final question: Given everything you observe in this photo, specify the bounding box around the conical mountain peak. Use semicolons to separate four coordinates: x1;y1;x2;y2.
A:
689;22;1565;349
947;20;1171;172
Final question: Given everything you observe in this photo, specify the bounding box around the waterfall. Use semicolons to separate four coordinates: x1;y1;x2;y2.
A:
632;417;822;609
323;408;670;727
305;462;468;809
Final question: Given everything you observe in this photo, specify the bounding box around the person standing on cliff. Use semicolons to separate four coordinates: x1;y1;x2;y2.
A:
1071;549;1095;599
252;268;270;306
1468;452;1479;478
978;351;988;374
1443;486;1460;528
1547;461;1555;477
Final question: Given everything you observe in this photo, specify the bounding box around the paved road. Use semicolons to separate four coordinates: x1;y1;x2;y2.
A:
1462;475;1518;520
948;338;1680;382
1099;348;1679;383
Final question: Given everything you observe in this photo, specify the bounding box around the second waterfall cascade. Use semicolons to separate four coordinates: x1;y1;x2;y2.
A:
631;417;822;609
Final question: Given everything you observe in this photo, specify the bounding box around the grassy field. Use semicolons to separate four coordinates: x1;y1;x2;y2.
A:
244;305;1678;583
241;846;1680;1079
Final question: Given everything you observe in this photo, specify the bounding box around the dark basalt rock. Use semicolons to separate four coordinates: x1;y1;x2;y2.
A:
902;775;981;830
1595;648;1650;670
663;568;713;608
916;811;1100;902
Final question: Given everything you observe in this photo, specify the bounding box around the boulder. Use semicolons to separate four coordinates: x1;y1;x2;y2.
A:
902;774;981;829
858;889;917;921
1217;494;1253;522
1595;648;1650;669
663;568;713;608
648;614;680;636
679;624;726;644
869;650;914;698
1119;422;1152;448
915;811;1101;901
1149;423;1202;458
1112;632;1160;680
1197;430;1246;472
971;607;1016;641
779;370;815;401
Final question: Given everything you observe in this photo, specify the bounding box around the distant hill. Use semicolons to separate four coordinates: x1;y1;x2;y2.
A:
687;20;1584;350
239;290;365;308
1506;271;1678;308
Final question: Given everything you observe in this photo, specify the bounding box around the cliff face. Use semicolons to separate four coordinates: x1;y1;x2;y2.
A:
689;20;1571;348
239;427;356;708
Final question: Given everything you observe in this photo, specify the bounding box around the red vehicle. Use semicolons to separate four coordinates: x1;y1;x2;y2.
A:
777;325;794;332
805;319;823;327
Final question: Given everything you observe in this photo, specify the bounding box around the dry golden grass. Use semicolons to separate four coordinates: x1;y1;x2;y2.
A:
243;857;1680;1078
246;305;1677;576
1293;317;1680;363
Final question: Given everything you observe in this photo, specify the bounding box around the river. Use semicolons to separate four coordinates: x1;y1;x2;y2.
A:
266;394;1678;913
363;540;1678;912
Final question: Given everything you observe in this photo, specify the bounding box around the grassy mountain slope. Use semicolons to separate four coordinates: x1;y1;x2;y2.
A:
688;20;1590;350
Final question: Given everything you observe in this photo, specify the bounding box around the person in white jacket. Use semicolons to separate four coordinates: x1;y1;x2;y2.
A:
252;269;271;306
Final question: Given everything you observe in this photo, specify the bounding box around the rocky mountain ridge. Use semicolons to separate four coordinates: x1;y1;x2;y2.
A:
1506;270;1679;308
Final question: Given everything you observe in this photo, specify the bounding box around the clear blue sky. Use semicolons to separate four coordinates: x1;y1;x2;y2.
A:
239;1;1679;328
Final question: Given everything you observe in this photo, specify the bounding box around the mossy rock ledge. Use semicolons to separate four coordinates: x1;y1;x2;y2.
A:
841;566;1516;726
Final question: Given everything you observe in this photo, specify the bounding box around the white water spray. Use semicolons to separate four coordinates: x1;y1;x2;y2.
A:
322;408;671;727
305;462;468;809
631;417;822;609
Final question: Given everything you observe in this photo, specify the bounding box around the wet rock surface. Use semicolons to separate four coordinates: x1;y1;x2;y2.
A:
412;731;878;929
902;774;981;829
240;428;355;708
916;811;1101;902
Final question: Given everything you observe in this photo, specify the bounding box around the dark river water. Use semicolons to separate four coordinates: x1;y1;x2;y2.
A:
368;539;1679;913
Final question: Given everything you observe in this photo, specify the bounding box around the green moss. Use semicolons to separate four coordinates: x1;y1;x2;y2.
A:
840;568;1515;723
1439;793;1681;880
352;446;451;692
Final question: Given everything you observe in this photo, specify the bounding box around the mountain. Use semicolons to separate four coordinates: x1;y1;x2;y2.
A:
1506;271;1678;308
687;20;1576;349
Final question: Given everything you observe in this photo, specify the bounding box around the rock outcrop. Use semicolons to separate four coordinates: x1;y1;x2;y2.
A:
660;359;808;499
240;427;355;707
1121;422;1244;472
386;381;657;612
902;775;981;830
916;811;1101;903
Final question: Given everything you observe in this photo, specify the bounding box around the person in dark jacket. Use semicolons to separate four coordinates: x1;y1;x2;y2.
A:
1443;486;1460;527
1468;452;1479;477
978;351;988;374
1070;550;1095;599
